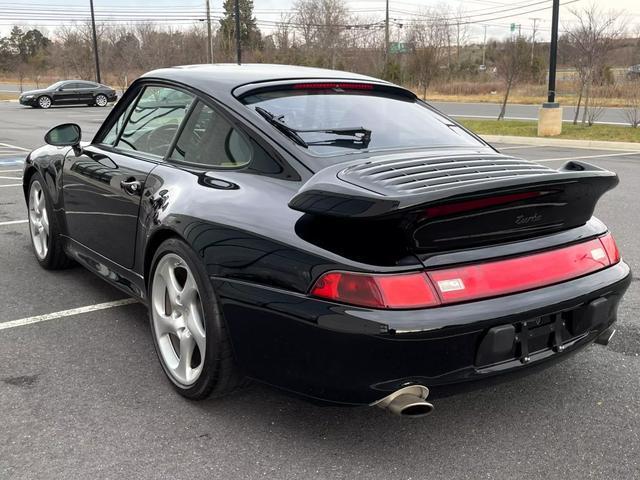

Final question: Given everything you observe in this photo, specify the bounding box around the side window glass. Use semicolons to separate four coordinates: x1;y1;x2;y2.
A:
116;86;194;158
169;101;252;168
102;95;137;146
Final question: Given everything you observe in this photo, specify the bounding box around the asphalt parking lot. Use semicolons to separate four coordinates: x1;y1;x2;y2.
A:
0;101;639;479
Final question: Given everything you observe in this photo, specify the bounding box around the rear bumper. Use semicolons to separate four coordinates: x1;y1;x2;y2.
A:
213;261;631;405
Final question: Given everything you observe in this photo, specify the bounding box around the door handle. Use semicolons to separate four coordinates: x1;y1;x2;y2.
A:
120;178;142;195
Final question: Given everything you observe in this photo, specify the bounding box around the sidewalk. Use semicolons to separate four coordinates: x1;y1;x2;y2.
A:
482;134;640;152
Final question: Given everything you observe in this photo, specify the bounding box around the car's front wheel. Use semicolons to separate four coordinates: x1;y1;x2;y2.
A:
27;173;73;269
148;238;246;399
94;94;108;107
37;96;51;109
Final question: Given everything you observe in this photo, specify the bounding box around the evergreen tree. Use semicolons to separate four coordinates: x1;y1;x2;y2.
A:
218;0;262;53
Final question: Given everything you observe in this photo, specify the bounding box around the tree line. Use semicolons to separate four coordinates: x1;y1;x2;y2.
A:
0;1;638;125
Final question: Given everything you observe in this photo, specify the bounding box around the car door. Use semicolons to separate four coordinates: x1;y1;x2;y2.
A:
62;84;195;268
52;82;78;104
75;81;96;103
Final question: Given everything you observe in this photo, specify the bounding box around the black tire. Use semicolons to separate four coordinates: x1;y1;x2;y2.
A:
27;172;73;270
94;94;108;107
148;238;247;400
37;95;52;109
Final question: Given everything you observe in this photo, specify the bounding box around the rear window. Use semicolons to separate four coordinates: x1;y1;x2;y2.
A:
242;86;482;156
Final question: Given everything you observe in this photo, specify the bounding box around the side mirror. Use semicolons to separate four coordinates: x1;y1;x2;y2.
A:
45;123;82;155
45;123;81;146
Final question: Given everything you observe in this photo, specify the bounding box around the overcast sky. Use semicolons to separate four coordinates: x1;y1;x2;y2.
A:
0;0;638;42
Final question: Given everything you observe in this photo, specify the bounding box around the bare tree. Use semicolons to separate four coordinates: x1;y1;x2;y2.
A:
624;85;640;128
496;36;529;120
564;5;625;125
294;0;349;69
406;9;448;99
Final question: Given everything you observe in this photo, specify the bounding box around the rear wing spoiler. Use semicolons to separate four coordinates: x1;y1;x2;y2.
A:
288;151;618;219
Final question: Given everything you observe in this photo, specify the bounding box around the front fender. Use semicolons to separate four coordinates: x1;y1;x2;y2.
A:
23;145;72;234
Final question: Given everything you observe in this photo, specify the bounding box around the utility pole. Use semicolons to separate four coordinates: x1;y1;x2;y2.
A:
206;0;213;63
384;0;389;76
89;0;101;83
234;0;241;64
529;18;540;66
481;24;487;67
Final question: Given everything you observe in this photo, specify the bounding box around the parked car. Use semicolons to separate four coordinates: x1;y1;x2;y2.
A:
627;64;640;79
19;80;117;109
22;64;630;417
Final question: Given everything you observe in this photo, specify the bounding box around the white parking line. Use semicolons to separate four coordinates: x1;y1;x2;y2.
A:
536;152;640;162
0;175;20;180
0;169;22;173
0;142;29;151
0;219;27;226
0;183;21;187
0;298;138;331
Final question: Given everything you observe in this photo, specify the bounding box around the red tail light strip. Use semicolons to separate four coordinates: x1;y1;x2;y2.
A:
423;191;546;219
310;234;620;309
292;83;374;90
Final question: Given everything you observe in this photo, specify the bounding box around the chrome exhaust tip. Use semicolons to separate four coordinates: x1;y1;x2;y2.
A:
372;385;434;418
595;327;616;346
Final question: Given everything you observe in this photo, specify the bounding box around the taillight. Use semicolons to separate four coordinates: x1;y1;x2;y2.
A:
310;271;440;309
310;234;621;309
428;237;614;304
599;233;620;264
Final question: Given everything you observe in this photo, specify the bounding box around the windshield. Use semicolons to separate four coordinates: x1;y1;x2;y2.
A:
48;81;65;90
242;88;482;156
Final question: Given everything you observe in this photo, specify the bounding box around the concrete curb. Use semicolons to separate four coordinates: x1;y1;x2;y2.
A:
482;135;640;152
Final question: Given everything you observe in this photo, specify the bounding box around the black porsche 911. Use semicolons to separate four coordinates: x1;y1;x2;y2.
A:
23;64;630;417
19;80;117;109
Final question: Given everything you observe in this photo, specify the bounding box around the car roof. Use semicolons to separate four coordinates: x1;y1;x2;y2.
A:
140;63;389;100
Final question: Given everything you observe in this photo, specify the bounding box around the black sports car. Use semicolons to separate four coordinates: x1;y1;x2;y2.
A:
19;80;117;109
23;64;630;417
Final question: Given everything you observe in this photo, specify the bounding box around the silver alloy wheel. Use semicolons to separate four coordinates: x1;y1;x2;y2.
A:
28;180;50;260
95;94;107;107
151;253;206;386
38;96;51;109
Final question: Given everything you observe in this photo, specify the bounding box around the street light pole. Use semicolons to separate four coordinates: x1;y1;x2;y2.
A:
234;0;242;65
538;0;562;136
89;0;101;83
547;0;560;103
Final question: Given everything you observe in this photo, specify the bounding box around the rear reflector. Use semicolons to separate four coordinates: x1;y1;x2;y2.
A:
310;234;620;309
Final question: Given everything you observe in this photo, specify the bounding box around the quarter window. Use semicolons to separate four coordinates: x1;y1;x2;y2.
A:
169;101;252;168
102;96;137;146
114;86;194;158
